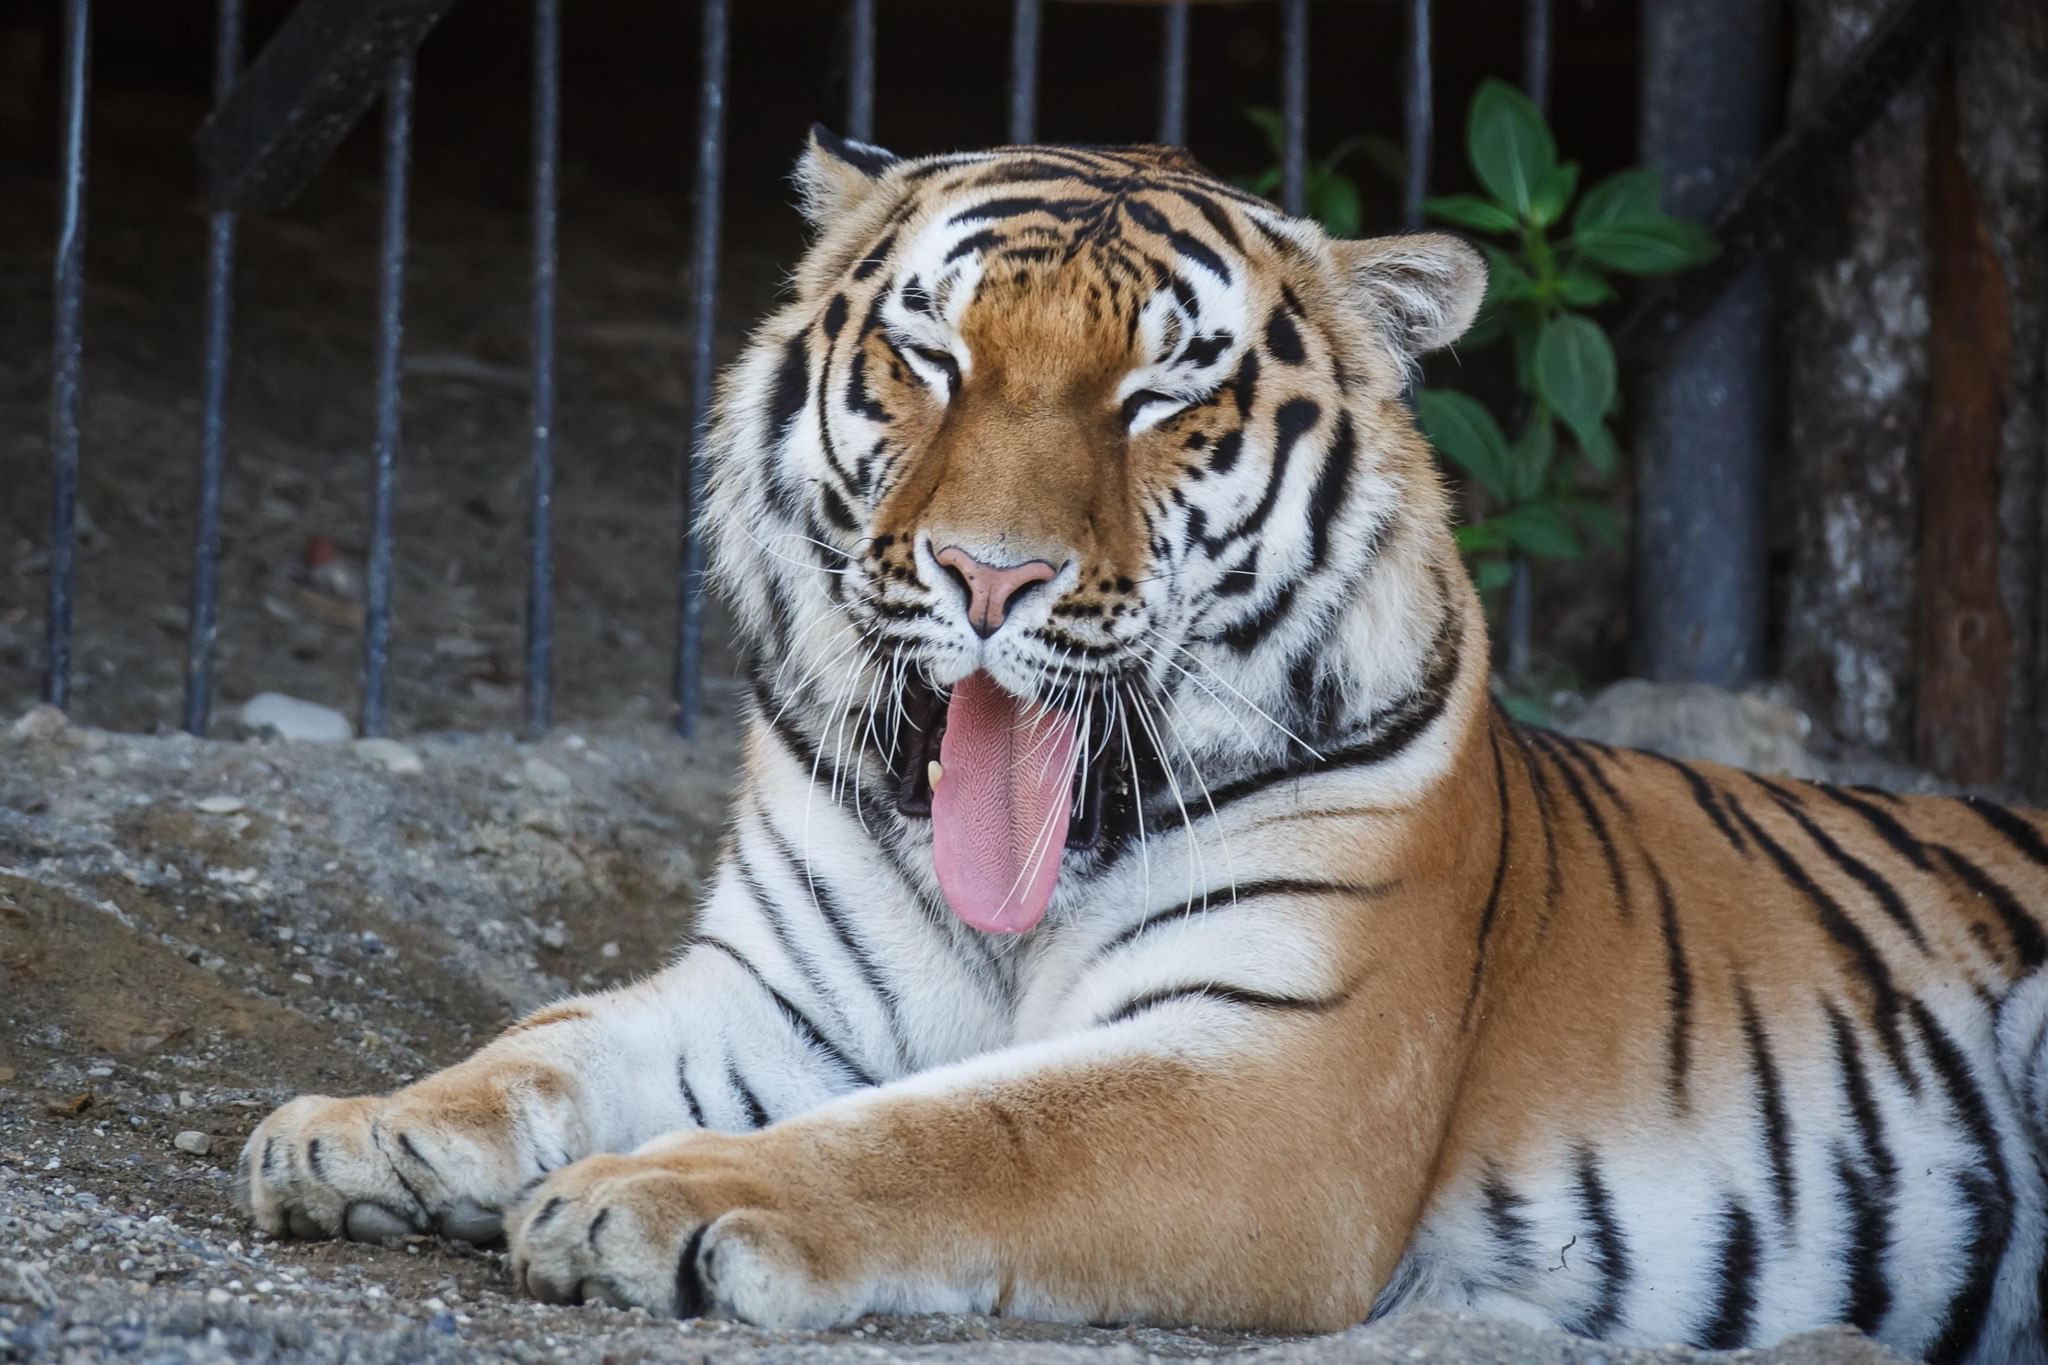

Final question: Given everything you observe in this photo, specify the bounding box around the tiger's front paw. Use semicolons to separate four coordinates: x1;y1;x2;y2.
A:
507;1133;860;1328
238;1067;580;1247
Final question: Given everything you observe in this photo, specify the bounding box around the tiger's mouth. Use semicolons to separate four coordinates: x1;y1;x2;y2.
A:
889;673;1124;854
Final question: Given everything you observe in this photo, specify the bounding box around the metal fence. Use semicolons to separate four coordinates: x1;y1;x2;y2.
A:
33;0;1535;741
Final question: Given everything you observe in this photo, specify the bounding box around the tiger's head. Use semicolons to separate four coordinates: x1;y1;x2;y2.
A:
706;128;1487;935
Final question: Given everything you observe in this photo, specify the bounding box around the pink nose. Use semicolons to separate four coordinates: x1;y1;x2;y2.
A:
936;546;1058;639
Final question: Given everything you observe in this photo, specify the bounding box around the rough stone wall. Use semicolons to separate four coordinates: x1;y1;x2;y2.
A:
1781;0;1930;759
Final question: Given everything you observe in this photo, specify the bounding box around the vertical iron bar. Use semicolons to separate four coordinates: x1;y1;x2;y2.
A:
182;0;243;736
524;0;560;739
360;56;413;739
44;0;90;712
1008;0;1040;144
1278;0;1308;215
1401;0;1432;228
845;0;876;144
1523;0;1552;112
1157;2;1189;147
1503;0;1552;679
674;0;729;738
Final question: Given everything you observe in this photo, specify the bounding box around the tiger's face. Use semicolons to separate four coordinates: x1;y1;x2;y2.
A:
707;129;1484;932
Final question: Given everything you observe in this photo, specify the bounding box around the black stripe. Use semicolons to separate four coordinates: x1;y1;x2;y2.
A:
685;935;877;1087
678;1063;705;1129
1723;796;1917;1087
763;827;911;1062
1735;978;1797;1230
1934;844;2048;972
1635;749;1748;856
1304;415;1356;573
1825;997;1895;1335
1121;197;1232;282
1812;783;1929;871
1571;1147;1632;1339
1215;581;1295;653
1461;728;1513;1030
1962;796;2048;870
944;228;1003;263
1264;308;1305;364
1480;1171;1535;1282
1525;729;1631;919
947;195;1096;227
1216;398;1319;551
1647;855;1693;1109
767;335;810;440
728;1063;770;1130
1912;999;2013;1365
1097;981;1348;1028
1757;779;1928;952
1698;1198;1760;1349
1505;723;1563;934
850;232;895;280
1094;878;1395;963
673;1223;711;1318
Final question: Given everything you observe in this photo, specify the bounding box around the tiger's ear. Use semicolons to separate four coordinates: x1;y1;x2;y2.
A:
1330;232;1488;357
795;124;900;228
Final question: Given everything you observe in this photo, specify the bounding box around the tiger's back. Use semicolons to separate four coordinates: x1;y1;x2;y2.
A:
1396;721;2048;1363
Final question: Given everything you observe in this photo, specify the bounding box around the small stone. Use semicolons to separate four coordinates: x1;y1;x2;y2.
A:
178;1090;197;1108
599;941;620;959
194;795;246;815
354;737;424;776
521;755;573;795
0;1066;16;1083
290;972;314;985
87;1065;114;1077
206;1287;231;1306
174;1131;213;1156
539;924;567;950
238;692;354;742
8;704;67;741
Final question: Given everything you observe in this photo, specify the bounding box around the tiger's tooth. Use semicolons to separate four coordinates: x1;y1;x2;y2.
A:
928;760;944;790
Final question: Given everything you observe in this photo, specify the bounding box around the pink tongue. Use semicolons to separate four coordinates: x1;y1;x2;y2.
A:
931;671;1079;934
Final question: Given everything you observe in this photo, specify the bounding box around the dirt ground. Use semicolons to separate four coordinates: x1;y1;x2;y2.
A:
0;703;1912;1365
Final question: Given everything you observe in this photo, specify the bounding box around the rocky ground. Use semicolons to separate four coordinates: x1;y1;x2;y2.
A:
0;691;1927;1364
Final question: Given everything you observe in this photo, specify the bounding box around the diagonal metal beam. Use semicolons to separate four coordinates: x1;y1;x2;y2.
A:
1617;0;1959;353
195;0;458;213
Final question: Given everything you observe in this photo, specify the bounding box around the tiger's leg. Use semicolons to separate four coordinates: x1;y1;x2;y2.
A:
506;988;1467;1328
237;868;916;1247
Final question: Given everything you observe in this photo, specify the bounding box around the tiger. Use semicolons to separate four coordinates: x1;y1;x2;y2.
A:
237;127;2048;1362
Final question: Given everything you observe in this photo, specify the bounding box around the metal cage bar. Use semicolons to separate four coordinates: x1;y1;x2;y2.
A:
1278;0;1308;215
182;0;245;736
1500;0;1553;680
1157;2;1189;147
1524;0;1552;113
524;0;561;739
44;0;91;712
1402;0;1432;228
674;0;730;738
846;0;876;144
360;56;414;738
1008;0;1040;144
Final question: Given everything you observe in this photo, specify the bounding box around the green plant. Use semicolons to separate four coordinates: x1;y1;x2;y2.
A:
1413;78;1717;600
1237;107;1402;241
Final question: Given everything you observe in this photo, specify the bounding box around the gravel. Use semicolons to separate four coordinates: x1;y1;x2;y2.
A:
0;704;1910;1364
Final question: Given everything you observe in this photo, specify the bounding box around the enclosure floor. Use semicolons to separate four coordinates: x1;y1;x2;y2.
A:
0;706;1910;1364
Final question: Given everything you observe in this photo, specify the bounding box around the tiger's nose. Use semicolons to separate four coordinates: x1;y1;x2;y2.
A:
935;546;1059;639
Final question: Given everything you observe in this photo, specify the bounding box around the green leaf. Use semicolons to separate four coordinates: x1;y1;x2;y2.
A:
1574;218;1718;274
1569;499;1623;550
1426;194;1518;233
1310;173;1363;239
1466;79;1556;220
1416;389;1514;500
1499;690;1551;725
1528;162;1580;229
1534;315;1618;456
1471;558;1515;595
1456;523;1510;555
1573;167;1664;235
1244;105;1286;155
1551;270;1616;307
1509;416;1556;502
1574;420;1620;477
1508;311;1545;390
1499;501;1584;559
1325;134;1405;186
1478;243;1539;305
1459;307;1509;351
1240;167;1282;197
